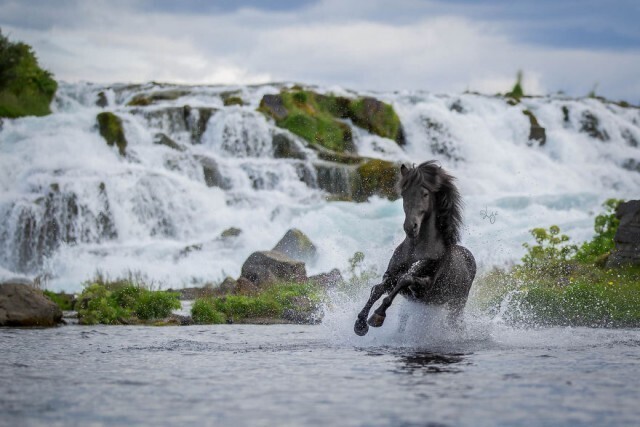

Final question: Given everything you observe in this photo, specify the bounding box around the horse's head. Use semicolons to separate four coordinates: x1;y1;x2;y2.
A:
400;164;434;239
399;162;463;244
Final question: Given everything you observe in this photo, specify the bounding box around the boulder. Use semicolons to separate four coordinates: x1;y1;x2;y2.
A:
350;97;405;145
234;277;259;296
96;112;127;156
272;133;306;160
607;200;640;267
196;156;231;189
153;133;185;151
240;250;307;287
580;111;609;141
219;227;242;239
0;281;63;327
96;91;108;108
260;94;288;120
309;268;344;288
522;110;546;145
272;229;317;263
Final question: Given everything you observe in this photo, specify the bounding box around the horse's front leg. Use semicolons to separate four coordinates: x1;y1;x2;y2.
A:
367;276;415;328
354;282;389;336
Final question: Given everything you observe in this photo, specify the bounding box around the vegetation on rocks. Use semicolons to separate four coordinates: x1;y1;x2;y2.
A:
191;281;322;324
352;159;401;202
474;199;640;327
97;112;128;156
258;87;403;153
0;30;57;118
75;278;180;325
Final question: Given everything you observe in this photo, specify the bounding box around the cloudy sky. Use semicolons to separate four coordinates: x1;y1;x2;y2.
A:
1;0;639;101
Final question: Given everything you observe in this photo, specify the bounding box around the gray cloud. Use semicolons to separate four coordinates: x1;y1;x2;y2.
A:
1;0;638;102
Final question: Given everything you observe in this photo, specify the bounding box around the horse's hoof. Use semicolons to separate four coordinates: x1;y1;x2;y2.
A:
367;313;386;328
354;318;369;336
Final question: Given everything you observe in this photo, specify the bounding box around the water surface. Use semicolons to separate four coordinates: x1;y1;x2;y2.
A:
2;324;639;426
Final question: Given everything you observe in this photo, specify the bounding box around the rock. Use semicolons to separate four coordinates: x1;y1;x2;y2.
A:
350;97;405;145
166;314;194;326
153;133;185;151
622;159;640;173
282;296;323;324
607;200;640;267
523;110;546;145
0;281;63;326
240;250;307;287
220;227;242;239
184;106;215;143
97;112;127;156
272;133;306;159
96;91;108;108
272;228;317;263
223;96;245;107
622;129;639;148
127;89;190;106
168;284;214;300
352;159;402;202
218;277;238;294
196;156;231;189
234;277;259;296
309;268;344;288
260;94;288;120
580;111;609;141
314;162;354;199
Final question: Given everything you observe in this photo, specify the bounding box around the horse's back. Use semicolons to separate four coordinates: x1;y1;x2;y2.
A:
452;244;476;281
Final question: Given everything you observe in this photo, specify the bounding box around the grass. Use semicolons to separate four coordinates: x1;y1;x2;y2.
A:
191;281;322;324
75;277;180;325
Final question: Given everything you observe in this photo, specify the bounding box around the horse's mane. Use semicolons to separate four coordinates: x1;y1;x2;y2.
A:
399;161;463;245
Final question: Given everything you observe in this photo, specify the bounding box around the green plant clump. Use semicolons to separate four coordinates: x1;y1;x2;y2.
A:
191;282;321;324
76;282;180;325
43;290;74;311
0;30;57;118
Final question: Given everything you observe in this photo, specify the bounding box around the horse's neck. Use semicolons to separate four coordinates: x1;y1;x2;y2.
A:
411;213;445;260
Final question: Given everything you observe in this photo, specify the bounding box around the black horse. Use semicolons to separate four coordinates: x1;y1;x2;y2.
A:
354;161;476;336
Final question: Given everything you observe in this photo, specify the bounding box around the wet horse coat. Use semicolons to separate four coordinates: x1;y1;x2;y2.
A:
354;161;476;336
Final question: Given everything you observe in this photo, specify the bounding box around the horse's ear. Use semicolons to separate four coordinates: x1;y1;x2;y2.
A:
400;164;409;176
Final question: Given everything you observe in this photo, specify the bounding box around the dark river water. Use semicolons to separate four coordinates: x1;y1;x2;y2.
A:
2;320;640;427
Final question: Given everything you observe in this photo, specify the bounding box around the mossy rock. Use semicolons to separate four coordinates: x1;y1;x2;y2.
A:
126;90;190;106
0;31;57;118
258;88;404;152
352;159;401;202
522;110;546;145
349;97;405;145
96;112;127;156
223;96;245;106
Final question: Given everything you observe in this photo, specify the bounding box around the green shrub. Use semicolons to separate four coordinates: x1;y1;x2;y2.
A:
191;298;227;324
76;279;180;324
574;198;622;264
134;290;181;320
0;30;57;118
473;198;640;327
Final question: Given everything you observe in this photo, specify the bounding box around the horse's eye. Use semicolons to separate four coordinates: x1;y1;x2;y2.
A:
423;192;429;198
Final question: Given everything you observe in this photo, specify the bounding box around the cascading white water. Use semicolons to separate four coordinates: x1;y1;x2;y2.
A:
0;82;638;292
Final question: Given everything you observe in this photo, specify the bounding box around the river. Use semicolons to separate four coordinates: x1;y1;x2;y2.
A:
2;322;639;427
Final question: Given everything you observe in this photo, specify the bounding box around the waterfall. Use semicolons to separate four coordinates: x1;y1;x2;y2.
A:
1;82;638;291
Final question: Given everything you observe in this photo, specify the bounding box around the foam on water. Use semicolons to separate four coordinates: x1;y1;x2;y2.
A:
0;82;638;292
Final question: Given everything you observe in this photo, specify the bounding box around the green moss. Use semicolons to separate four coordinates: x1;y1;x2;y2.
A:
349;97;404;144
191;282;321;324
353;159;401;202
126;90;189;106
258;88;403;152
0;30;57;118
223;96;245;106
97;112;128;156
